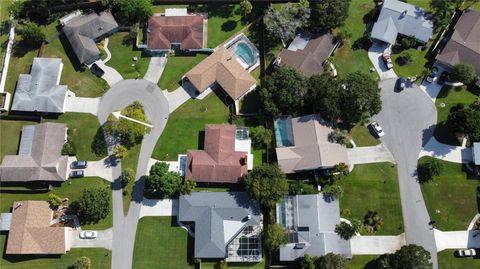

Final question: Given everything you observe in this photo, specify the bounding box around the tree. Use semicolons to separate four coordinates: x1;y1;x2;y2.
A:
446;104;480;143
8;1;23;19
70;188;110;224
322;185;344;198
300;254;316;269
317;253;348;269
21;23;45;45
335;219;361;240
328;129;349;145
417;158;444;183
145;162;182;198
430;0;461;31
260;67;308;116
61;141;76;156
309;0;351;30
333;163;349;177
450;64;477;84
113;144;128;159
113;0;153;25
263;223;288;251
378;244;432;269
250;126;273;148
71;256;91;269
121;168;135;188
47;193;62;208
307;74;341;116
264;3;310;45
289;181;318;195
244;164;289;209
105;102;147;148
179;179;196;195
239;0;253;18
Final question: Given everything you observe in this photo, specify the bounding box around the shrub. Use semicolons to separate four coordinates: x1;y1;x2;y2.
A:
398;35;418;49
21;23;45;45
121;168;135;188
417;159;444;183
61;141;76;156
289;181;317;195
396;51;413;65
322;184;344;198
451;63;477;84
113;144;128;159
71;256;91;269
328;129;349;145
363;210;384;232
47;194;62;208
335;219;361;240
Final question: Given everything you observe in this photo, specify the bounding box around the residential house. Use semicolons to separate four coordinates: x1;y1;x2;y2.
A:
371;0;433;45
274;114;349;174
436;9;480;74
11;58;68;114
63;11;118;65
277;31;339;77
178;192;262;262
0;123;68;182
5;201;70;255
185;124;253;183
276;194;352;261
474;142;480;175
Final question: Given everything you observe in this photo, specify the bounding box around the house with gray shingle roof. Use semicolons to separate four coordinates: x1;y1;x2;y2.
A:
276;194;352;261
371;0;433;45
178;192;262;262
11;58;68;114
63;11;118;65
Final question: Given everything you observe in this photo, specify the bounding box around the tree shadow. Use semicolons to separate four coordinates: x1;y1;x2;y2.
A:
221;20;237;32
91;127;109;158
12;40;40;57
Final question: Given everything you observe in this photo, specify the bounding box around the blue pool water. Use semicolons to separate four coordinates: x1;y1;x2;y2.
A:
235;42;255;66
274;118;294;147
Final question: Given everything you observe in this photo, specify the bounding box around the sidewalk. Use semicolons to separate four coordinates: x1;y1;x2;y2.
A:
94;60;123;86
419;137;472;164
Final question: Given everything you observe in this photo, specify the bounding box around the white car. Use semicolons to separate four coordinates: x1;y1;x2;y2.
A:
456;249;476;257
382;53;394;69
79;230;98;239
370;121;385;137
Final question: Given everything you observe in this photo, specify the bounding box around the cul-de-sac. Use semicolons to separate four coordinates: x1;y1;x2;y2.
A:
0;0;479;268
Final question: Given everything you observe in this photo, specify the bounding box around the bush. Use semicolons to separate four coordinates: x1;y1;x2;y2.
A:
398;35;418;50
47;194;62;208
363;210;384;232
417;159;444;183
335;219;361;240
322;184;344;198
250;126;273;148
62;141;76;156
113;144;128;159
451;64;477;84
21;23;45;45
145;162;194;198
121;168;135;188
289;181;317;195
396;51;413;65
71;256;91;269
328;129;349;145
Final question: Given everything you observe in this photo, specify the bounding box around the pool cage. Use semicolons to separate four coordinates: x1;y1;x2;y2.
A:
226;225;263;262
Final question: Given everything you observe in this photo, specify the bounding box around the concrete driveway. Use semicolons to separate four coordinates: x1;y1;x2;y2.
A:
418;63;447;102
419;137;473;164
70;228;113;250
139;198;179;218
93;60;123;86
368;43;397;80
64;94;101;115
350;234;405;255
347;144;395;165
373;78;439;268
434;230;480;252
144;56;167;84
83;157;117;182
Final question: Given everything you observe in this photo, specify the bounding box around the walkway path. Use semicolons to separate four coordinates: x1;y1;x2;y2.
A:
368;43;398;80
434;229;480;252
350;234;405;255
419;137;473;164
70;228;113;250
64;94;101;115
139;198;179;218
102;38;112;64
347;144;395;165
94;60;123;86
143;56;167;84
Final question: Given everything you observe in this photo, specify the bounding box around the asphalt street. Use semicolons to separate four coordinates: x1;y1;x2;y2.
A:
373;78;438;268
97;79;170;269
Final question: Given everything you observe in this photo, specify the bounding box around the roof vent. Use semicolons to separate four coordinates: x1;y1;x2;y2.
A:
98;26;103;31
247;214;252;220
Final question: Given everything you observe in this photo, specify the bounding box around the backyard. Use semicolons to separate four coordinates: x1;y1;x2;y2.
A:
0;176;113;230
158;54;208;92
0;119;37;161
420;157;479;231
105;32;150;79
152;92;229;161
337;162;404;235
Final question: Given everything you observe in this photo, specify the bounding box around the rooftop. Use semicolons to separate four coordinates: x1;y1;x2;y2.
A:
474;142;480;165
147;14;205;50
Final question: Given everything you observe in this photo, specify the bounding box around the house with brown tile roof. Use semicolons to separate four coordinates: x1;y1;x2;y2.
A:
274;114;348;174
277;31;339;77
6;201;70;255
436;9;480;74
0;123;68;182
186;124;253;183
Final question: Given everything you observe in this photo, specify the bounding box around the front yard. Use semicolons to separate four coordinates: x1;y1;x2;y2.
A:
420;157;479;231
105;32;150;79
337;162;404;235
349;124;380;147
158;54;208;92
438;250;480;269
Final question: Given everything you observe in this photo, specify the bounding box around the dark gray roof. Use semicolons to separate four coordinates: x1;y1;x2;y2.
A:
63;11;118;64
474;142;480;165
178;192;260;259
0;123;68;182
371;0;433;44
11;58;68;113
277;194;352;261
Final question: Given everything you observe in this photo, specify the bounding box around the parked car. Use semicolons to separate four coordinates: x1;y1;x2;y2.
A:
79;231;98;239
437;71;450;85
71;160;88;169
370;121;385;137
382;53;394;69
396;77;407;91
70;170;84;178
426;67;439;83
455;249;476;257
91;63;105;77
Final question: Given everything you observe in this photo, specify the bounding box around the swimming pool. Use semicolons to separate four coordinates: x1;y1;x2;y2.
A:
235;42;256;67
274;118;294;147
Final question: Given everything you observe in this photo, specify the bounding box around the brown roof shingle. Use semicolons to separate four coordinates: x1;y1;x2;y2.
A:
6;201;67;255
147;15;204;50
186;124;248;183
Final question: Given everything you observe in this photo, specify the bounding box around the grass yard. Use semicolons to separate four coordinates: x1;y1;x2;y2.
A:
337;162;404;235
0;119;37;161
1;234;111;269
0;177;112;230
152;92;229;161
105;32;150;79
438;250;480;269
434;86;479;145
419;157;479;231
349;124;380;147
391;46;432;79
332;0;377;80
347;255;381;269
133;217;193;269
158;54;208;92
4;40;39;95
122;143;141;215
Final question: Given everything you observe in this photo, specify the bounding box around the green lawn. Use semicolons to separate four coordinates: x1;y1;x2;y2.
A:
105;32;150;79
152;92;229;161
420;157;479;231
349;124;380;147
434;86;479;145
332;0;377;80
122;143;141;215
133;217;193;269
0;177;112;230
4;40;39;95
158;54;208;92
347;255;380;269
0;119;37;161
391;46;432;78
438;250;480;269
1;234;111;269
337;162;404;235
